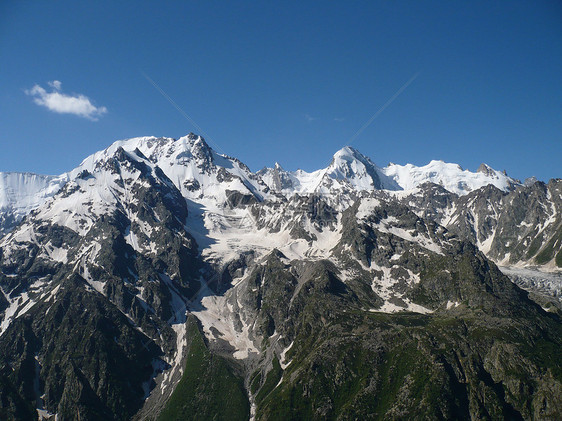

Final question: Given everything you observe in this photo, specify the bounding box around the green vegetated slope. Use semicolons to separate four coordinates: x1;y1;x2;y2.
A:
158;316;250;421
154;245;561;421
242;245;562;420
255;310;562;420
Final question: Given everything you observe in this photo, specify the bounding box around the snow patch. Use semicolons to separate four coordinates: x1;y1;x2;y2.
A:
280;341;294;369
192;292;259;360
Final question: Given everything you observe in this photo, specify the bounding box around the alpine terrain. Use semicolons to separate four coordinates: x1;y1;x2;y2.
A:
0;133;561;420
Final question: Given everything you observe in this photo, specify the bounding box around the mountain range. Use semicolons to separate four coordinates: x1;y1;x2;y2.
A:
0;133;560;420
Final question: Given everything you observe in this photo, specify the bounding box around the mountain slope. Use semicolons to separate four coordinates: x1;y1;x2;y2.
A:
0;172;67;235
411;180;562;269
0;134;560;420
188;193;562;420
0;146;203;419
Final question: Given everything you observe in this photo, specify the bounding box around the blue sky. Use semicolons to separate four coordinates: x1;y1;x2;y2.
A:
1;1;561;182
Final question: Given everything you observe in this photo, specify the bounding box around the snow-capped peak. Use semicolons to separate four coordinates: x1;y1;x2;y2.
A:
331;145;364;161
323;146;401;191
477;163;496;177
328;146;371;176
382;159;517;195
258;146;401;196
71;134;269;207
0;133;524;238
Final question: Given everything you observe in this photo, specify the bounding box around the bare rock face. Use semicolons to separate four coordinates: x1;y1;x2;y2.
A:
441;179;562;268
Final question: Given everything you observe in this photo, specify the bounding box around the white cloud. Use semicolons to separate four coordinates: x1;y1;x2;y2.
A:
25;81;107;121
